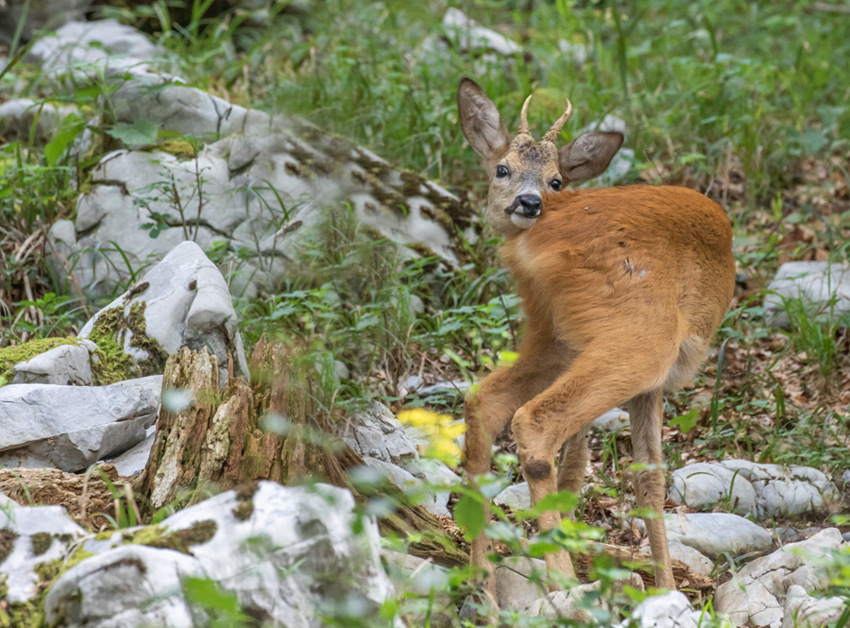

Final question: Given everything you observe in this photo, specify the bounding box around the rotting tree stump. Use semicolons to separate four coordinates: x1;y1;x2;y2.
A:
134;340;467;567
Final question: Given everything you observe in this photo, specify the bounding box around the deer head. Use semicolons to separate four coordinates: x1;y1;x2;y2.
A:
457;77;624;235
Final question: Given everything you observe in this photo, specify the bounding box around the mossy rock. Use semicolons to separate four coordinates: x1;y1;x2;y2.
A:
123;519;218;555
0;544;95;628
86;297;167;385
0;517;219;627
0;337;79;385
155;139;197;159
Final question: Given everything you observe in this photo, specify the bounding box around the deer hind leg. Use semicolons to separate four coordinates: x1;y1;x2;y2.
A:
629;389;675;589
463;352;562;595
512;351;668;588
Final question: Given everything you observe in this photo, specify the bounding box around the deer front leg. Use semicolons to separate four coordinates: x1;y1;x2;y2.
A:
463;348;563;601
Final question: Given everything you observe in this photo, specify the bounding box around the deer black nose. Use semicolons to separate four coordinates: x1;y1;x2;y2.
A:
517;194;541;217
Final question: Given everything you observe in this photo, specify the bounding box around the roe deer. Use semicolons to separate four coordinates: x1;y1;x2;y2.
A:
457;77;735;598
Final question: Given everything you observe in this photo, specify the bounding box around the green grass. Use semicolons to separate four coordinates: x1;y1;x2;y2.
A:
236;204;518;413
117;0;850;205
1;2;849;624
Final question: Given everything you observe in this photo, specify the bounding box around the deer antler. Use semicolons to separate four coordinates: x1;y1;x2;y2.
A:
541;98;573;143
518;93;533;136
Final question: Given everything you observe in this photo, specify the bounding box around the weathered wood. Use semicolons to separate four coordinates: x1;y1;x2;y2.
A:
135;347;219;509
135;342;466;566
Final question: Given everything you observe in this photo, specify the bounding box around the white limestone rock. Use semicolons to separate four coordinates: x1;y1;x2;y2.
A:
8;243;245;388
530;573;644;622
48;104;471;299
643;541;715;578
0;0;92;43
715;528;845;628
30;19;158;79
47;481;401;628
382;550;449;596
441;8;522;56
110;78;277;139
494;481;531;512
381;550;457;627
663;512;772;560
529;581;606;623
403;457;458;517
0;375;161;471
557;39;590;68
721;459;838;519
0;98;78;143
361;457;447;517
79;241;248;385
495;556;548;611
105;426;155;476
669;462;759;516
44;545;203;628
615;591;705;628
782;584;847;628
592;407;630;432
11;340;96;385
0;503;86;604
764;261;850;328
416;379;469;397
343;401;419;465
669;460;838;520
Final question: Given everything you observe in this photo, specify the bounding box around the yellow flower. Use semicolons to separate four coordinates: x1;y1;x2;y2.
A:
397;408;466;468
497;351;519;367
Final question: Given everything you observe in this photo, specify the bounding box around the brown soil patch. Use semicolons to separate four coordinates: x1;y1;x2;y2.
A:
0;464;130;532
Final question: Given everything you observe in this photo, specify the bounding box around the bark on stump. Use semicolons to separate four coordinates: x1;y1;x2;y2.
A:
134;341;466;566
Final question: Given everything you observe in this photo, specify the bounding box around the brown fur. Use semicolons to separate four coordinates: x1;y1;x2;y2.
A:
457;78;736;600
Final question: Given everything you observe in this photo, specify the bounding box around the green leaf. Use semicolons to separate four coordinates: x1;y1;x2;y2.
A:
45;113;83;166
106;118;161;147
669;406;699;434
182;577;242;615
453;494;486;542
517;490;578;521
535;490;578;513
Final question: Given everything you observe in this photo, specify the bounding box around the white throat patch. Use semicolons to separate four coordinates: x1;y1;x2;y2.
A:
510;213;538;229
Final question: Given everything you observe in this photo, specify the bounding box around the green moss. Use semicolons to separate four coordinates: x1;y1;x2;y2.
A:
404;241;441;260
33;559;63;584
30;533;52;557
125;520;217;555
0;530;18;565
122;524;166;547
126;281;150;300
0;338;79;383
286;139;334;178
231;500;254;521
0;573;42;628
87;300;167;385
0;545;95;628
350;168;409;216
157;140;197;159
0;601;41;628
232;481;260;522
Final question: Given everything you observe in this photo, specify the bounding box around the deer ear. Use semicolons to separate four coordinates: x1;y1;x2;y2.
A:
558;131;624;183
457;78;511;161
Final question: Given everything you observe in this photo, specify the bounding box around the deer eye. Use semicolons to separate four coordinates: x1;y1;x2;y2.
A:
496;165;509;178
550;179;562;191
